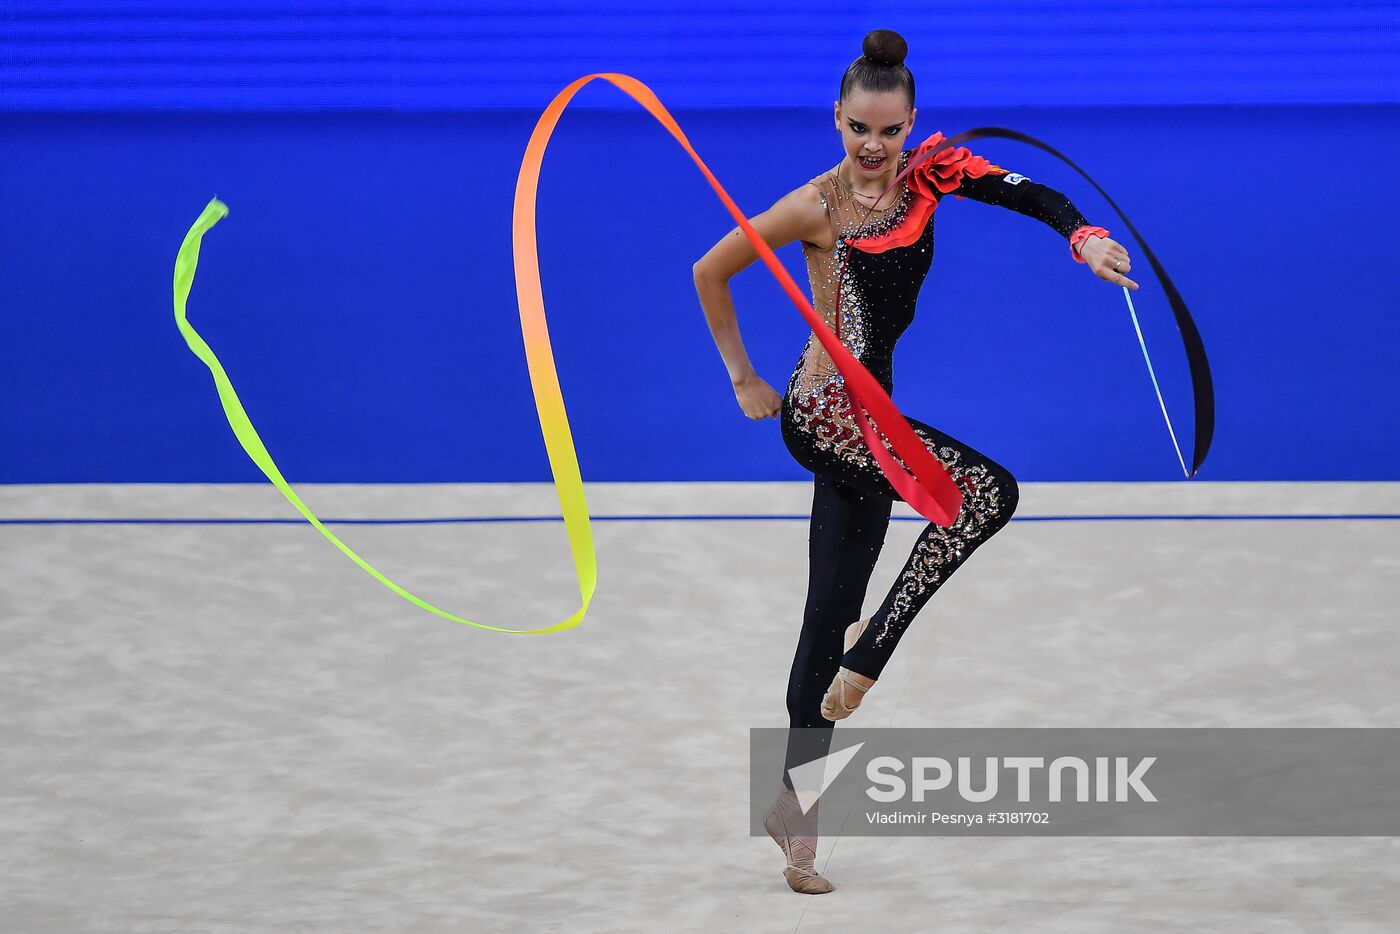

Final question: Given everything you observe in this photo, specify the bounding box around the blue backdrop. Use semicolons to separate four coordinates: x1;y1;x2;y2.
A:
3;4;1397;483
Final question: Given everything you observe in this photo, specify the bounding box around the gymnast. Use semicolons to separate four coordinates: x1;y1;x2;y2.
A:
692;28;1137;894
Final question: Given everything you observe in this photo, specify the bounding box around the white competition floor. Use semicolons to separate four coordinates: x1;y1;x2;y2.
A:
3;481;1398;933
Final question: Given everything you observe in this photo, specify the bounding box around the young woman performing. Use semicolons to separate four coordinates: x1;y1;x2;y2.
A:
692;29;1137;894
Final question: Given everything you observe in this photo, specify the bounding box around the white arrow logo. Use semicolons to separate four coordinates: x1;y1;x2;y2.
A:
787;741;866;814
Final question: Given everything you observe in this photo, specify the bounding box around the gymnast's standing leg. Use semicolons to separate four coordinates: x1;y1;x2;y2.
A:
782;473;891;779
761;471;889;896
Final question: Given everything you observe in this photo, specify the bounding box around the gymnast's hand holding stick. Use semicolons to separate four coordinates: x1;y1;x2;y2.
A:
1078;233;1140;290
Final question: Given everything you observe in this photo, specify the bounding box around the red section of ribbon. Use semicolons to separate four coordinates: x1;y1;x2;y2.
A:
524;74;965;527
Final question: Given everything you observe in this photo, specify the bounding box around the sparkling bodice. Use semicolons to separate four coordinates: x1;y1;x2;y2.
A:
784;150;937;463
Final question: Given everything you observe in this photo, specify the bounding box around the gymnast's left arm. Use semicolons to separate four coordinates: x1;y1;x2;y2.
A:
949;170;1140;291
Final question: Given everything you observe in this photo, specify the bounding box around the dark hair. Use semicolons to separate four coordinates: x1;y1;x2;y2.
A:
839;29;915;108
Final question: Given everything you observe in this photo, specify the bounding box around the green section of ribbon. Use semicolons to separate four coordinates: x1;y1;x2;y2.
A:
172;197;586;634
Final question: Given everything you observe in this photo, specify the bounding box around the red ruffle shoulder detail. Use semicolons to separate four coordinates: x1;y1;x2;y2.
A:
848;131;1008;253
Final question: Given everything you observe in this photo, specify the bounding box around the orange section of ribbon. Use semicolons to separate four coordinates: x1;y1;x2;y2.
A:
517;73;964;530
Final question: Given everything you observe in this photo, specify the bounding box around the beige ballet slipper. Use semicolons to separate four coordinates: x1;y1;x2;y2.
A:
822;618;876;721
762;785;834;895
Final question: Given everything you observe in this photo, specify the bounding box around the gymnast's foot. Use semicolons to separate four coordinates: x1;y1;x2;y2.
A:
822;618;876;721
821;667;875;720
762;785;834;895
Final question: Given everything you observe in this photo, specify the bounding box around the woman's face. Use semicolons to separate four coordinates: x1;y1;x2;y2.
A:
833;87;916;181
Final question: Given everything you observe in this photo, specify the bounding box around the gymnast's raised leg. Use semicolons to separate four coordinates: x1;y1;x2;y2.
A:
811;418;1021;719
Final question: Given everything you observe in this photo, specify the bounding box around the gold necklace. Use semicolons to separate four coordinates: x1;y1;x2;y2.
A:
834;166;898;205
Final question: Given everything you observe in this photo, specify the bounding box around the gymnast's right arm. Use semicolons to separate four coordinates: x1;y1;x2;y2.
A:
693;184;831;420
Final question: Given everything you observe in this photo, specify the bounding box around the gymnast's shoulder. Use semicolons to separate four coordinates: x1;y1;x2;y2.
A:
772;178;836;250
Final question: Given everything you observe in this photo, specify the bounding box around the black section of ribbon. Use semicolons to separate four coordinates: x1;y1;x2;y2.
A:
849;129;1215;477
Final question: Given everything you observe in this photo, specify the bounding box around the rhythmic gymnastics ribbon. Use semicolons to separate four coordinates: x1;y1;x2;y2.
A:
172;75;1210;635
839;128;1214;479
171;73;970;635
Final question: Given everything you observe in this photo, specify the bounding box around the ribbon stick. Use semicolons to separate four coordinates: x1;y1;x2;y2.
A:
1123;285;1190;478
172;72;961;636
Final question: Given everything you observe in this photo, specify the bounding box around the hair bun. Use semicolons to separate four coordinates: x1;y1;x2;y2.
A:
862;29;908;67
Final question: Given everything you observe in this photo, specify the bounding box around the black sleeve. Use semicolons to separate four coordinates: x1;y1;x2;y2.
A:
940;169;1089;240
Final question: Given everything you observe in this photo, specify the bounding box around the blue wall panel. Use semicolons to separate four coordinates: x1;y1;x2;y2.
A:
3;104;1397;482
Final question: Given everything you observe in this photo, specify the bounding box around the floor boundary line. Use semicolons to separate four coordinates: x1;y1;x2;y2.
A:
3;514;1400;526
